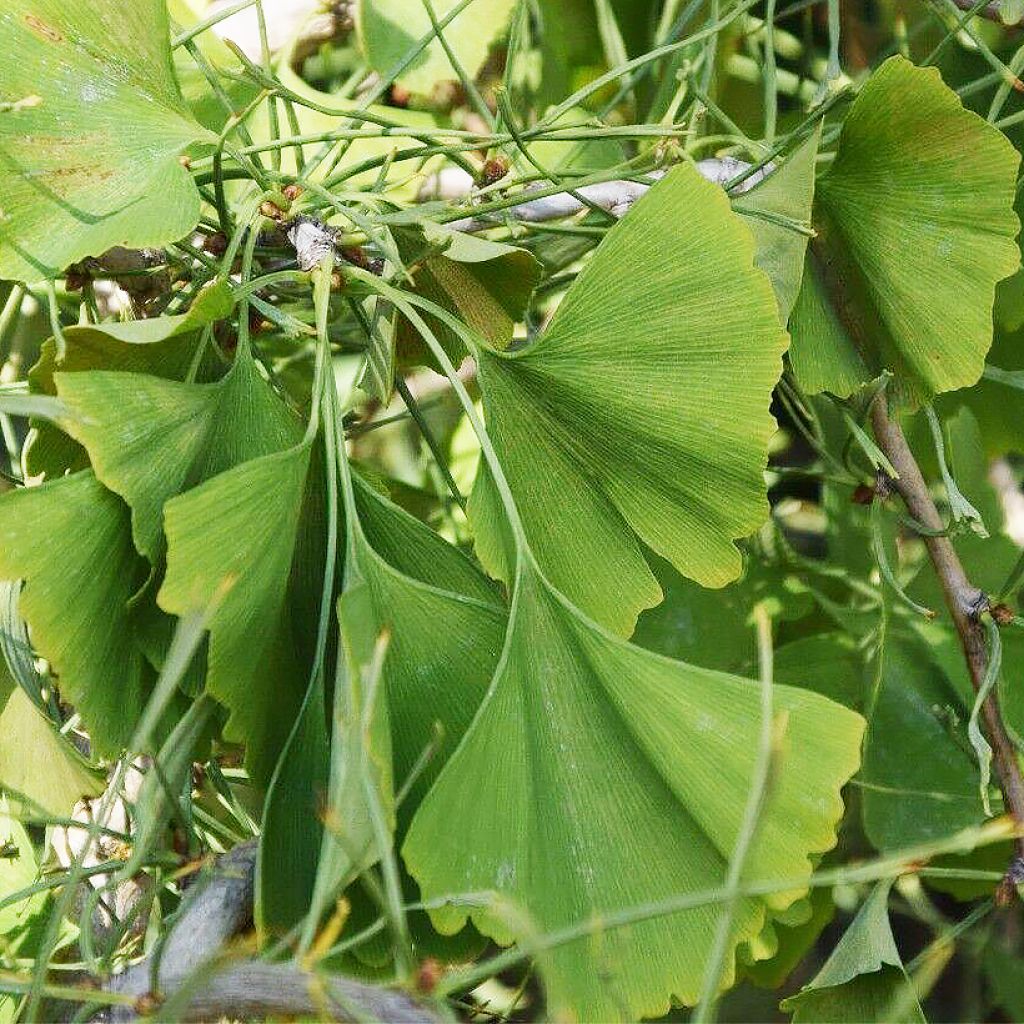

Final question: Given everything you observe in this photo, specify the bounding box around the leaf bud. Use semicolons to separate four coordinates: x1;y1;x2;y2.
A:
479;157;508;186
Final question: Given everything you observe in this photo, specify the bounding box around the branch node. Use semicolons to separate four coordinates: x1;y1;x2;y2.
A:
997;854;1024;906
960;587;990;621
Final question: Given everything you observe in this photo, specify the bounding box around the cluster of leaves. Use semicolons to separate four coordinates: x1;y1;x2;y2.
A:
3;1;1024;1022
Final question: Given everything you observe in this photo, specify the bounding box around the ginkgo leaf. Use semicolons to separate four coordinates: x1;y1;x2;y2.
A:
56;344;302;560
0;662;102;816
782;881;924;1022
158;441;326;787
29;280;232;395
0;472;150;755
0;0;214;282
274;476;507;938
0;798;48;945
257;653;331;940
352;478;507;816
404;560;864;1020
743;886;835;990
789;55;1020;405
860;628;984;851
26;279;232;478
299;579;396;942
356;0;516;96
468;164;788;635
354;474;501;606
633;555;814;673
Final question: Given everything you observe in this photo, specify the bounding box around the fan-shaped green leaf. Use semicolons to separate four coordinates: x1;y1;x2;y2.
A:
0;0;214;282
633;555;814;671
25;280;232;478
405;560;864;1020
0;472;150;755
468;164;788;635
734;128;819;324
29;281;232;396
396;224;542;365
257;655;331;940
281;477;506;938
353;478;506;810
0;799;49;952
158;441;325;786
789;56;1020;404
56;345;302;560
861;629;984;851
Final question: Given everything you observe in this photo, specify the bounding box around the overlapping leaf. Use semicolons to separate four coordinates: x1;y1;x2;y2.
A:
281;477;506;938
782;881;924;1022
0;799;48;953
789;56;1020;404
861;628;984;850
26;279;232;477
633;554;813;673
158;440;325;787
0;660;101;816
396;223;542;365
30;280;231;394
0;0;213;282
469;164;789;634
405;559;864;1020
0;472;150;755
56;343;301;560
734;128;819;324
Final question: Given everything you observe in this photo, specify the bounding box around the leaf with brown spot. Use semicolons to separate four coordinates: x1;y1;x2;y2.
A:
0;0;214;282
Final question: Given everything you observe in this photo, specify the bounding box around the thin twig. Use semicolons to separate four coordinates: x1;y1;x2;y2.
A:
869;396;1024;878
446;157;772;232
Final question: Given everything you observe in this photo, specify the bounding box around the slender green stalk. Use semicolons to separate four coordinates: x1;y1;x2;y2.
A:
693;603;777;1023
763;0;779;142
394;376;467;511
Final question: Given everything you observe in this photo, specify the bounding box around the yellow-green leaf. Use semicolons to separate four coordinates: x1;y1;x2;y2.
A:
0;0;214;282
405;561;864;1020
469;164;788;634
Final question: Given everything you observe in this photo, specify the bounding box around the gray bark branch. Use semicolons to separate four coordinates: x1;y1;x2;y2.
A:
96;841;440;1023
436;157;772;233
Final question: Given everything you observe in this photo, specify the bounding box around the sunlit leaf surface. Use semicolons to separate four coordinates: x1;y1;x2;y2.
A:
0;0;213;281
